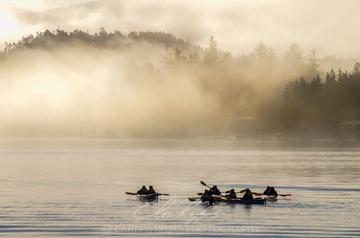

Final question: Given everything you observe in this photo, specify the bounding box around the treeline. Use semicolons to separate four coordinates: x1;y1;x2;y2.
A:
1;29;359;139
2;28;194;54
279;65;360;137
1;29;311;69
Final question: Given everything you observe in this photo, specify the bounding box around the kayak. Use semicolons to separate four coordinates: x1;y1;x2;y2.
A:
188;196;223;202
266;195;278;202
138;193;158;202
193;195;266;205
219;197;266;205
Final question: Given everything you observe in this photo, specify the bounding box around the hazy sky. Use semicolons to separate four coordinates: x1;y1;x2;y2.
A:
1;0;360;57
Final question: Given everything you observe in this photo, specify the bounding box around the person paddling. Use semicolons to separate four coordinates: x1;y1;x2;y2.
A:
242;188;254;200
210;185;221;195
263;186;278;196
137;185;148;195
201;189;209;202
147;185;156;195
225;189;237;199
263;186;270;195
201;189;215;205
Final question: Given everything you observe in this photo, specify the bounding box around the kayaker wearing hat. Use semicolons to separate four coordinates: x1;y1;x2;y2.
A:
242;188;254;200
137;185;148;195
147;185;156;195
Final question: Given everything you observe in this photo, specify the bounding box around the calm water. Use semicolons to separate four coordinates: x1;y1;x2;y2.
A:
0;138;359;237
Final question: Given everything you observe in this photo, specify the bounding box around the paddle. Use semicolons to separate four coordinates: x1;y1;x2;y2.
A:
125;192;137;195
200;180;212;189
188;197;200;201
239;190;292;197
237;189;264;196
279;193;292;197
190;195;227;201
225;189;262;195
200;180;224;194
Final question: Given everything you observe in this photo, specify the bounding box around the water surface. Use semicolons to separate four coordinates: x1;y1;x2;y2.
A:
0;138;359;237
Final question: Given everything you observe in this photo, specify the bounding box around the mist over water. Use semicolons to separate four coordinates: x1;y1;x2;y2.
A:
0;42;172;136
0;0;360;138
0;30;359;138
0;32;288;137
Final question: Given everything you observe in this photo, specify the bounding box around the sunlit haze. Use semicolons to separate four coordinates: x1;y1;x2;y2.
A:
1;0;360;137
0;2;359;237
1;0;360;56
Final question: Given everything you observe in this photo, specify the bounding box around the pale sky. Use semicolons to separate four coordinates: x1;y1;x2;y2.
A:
1;0;360;57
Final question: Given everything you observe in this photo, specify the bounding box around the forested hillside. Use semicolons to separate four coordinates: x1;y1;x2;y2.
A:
1;29;359;139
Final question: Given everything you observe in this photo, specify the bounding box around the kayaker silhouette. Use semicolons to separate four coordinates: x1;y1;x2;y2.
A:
242;188;254;200
225;189;237;199
263;186;278;196
201;189;215;205
147;185;156;194
137;185;148;195
210;185;221;195
201;189;209;201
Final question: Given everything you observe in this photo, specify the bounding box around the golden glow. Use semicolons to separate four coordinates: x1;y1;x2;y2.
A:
0;10;16;39
1;0;360;56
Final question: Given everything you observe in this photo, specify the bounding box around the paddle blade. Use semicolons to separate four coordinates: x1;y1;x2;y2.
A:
188;197;200;201
125;192;137;195
200;180;212;189
197;192;203;196
158;193;170;196
279;193;292;197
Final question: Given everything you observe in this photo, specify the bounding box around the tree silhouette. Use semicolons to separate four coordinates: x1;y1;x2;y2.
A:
278;63;360;137
204;36;218;63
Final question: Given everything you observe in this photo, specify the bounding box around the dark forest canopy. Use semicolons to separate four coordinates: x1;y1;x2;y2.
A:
1;28;196;55
262;64;360;139
0;29;359;139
